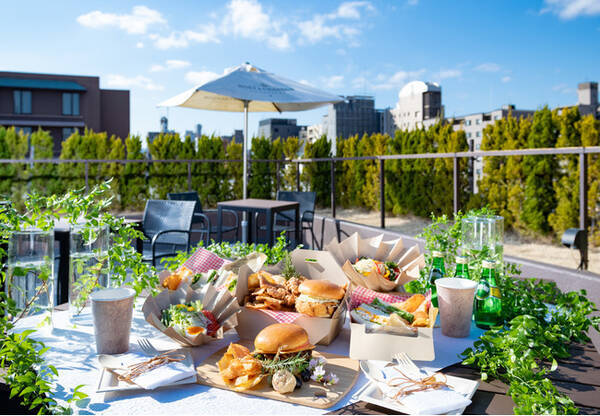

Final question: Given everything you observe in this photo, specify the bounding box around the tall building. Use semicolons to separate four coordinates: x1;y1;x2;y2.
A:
577;82;599;118
325;96;380;153
0;71;129;155
185;124;202;141
257;118;301;140
306;123;323;143
391;81;443;131
147;116;176;145
222;129;244;145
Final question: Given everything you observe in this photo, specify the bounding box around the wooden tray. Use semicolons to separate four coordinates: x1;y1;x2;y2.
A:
196;341;360;409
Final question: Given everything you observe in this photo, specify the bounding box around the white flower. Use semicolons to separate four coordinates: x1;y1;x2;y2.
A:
309;358;320;370
311;366;326;382
326;373;339;385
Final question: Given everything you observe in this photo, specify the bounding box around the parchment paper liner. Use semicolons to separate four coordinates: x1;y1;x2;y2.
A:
142;283;241;347
325;232;425;292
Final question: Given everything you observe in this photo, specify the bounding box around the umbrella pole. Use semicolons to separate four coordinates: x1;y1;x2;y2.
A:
241;100;249;243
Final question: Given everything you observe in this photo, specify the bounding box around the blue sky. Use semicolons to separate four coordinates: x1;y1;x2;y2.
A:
1;0;599;140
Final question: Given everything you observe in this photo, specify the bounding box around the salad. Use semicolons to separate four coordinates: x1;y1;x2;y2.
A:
160;300;220;338
352;257;400;282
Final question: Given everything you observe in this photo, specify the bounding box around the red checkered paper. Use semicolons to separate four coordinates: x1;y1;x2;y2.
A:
351;285;431;309
258;309;302;324
182;248;228;274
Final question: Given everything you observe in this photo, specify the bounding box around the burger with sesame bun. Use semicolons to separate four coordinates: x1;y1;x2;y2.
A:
252;323;314;381
294;280;346;318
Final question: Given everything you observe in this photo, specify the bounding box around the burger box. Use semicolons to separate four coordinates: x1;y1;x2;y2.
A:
324;232;425;292
234;248;350;346
349;301;438;362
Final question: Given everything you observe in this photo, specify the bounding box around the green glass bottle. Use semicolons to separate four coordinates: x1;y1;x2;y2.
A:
427;250;445;308
454;255;470;279
474;260;503;329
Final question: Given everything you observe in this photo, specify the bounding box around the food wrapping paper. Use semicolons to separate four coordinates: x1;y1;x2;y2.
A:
325;232;425;292
142;283;241;347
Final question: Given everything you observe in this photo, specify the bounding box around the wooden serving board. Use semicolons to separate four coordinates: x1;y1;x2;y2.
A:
196;341;360;409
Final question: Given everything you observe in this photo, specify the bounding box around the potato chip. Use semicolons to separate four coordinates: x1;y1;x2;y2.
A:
218;343;265;391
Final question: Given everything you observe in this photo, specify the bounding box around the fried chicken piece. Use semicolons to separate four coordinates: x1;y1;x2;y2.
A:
284;276;305;297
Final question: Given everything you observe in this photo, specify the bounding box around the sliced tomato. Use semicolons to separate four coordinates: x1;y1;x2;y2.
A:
203;310;220;337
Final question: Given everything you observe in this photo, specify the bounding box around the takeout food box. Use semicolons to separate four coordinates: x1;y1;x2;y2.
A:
325;232;425;292
348;292;438;362
142;282;241;347
234;249;350;346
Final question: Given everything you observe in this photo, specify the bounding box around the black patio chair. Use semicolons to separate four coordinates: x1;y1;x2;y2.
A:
167;191;239;244
140;199;196;267
257;191;319;249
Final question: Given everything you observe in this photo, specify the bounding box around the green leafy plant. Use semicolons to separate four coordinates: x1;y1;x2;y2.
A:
413;209;600;414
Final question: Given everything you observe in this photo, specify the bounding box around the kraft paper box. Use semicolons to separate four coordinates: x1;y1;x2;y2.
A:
349;304;438;361
142;282;241;347
234;249;350;346
325;232;425;292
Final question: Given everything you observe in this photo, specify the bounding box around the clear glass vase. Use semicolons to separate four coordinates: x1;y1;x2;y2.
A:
7;229;54;327
68;224;110;319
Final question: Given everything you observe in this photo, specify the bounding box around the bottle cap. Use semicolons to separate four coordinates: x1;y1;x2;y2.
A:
431;250;443;258
455;255;468;264
482;260;496;269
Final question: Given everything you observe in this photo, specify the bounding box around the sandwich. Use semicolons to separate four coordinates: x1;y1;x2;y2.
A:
352;257;400;282
160;300;220;338
252;323;314;376
294;280;346;318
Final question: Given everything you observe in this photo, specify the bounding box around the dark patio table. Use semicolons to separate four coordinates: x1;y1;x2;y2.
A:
216;199;300;246
328;341;600;415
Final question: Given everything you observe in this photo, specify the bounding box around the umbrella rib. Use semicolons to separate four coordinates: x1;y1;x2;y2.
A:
272;102;283;113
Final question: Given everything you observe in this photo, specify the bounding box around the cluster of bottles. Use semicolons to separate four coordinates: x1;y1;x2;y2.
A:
427;251;502;329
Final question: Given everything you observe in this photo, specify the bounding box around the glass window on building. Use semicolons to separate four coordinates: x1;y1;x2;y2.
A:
494;115;501;120
62;127;76;140
476;143;481;150
62;93;80;116
467;132;472;138
476;131;481;137
13;90;32;114
466;120;471;126
476;119;481;125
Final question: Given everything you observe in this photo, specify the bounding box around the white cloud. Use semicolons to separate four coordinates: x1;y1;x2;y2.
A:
136;41;144;48
106;74;164;91
370;69;426;90
335;2;375;19
185;70;221;85
552;83;574;94
501;76;512;83
150;59;191;72
434;69;462;79
76;5;165;35
149;27;220;49
321;75;344;89
299;79;315;87
542;0;600;19
298;2;373;43
222;0;291;50
475;62;501;72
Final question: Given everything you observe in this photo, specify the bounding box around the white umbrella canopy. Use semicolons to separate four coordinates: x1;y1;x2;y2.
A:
158;62;342;200
158;62;342;243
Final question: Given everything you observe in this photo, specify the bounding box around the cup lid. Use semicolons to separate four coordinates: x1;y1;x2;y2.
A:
435;277;477;290
90;287;135;302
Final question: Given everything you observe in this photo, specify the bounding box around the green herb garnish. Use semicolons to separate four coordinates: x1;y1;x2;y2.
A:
253;351;311;375
281;251;299;280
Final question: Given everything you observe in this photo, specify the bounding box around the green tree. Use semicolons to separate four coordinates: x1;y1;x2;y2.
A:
281;136;301;191
194;135;227;207
578;115;600;244
29;128;60;197
548;107;581;236
0;127;28;209
122;135;148;210
338;135;359;208
248;137;273;199
302;135;332;207
521;106;559;235
505;115;531;231
225;140;243;199
147;133;186;199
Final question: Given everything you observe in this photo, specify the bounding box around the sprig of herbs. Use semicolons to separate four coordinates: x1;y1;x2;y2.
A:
253;352;310;375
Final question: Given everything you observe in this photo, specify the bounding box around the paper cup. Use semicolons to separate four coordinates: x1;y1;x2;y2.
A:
90;287;136;354
435;278;477;338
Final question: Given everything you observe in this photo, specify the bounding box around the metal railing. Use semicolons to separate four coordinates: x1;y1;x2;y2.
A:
1;145;598;234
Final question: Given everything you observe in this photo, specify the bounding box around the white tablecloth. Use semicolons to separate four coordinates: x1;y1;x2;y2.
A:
15;303;483;414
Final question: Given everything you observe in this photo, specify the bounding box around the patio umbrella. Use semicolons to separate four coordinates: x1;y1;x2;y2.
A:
158;62;342;201
158;63;341;243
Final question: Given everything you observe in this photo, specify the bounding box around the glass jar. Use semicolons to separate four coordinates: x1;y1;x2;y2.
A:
68;224;110;319
7;229;54;326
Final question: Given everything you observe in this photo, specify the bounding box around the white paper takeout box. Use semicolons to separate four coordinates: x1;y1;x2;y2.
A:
349;302;438;361
325;232;425;292
142;283;241;347
234;249;350;346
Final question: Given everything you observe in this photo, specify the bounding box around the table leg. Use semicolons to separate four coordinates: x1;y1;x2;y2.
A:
56;231;69;305
247;210;253;244
217;206;223;243
295;206;300;248
267;208;273;247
